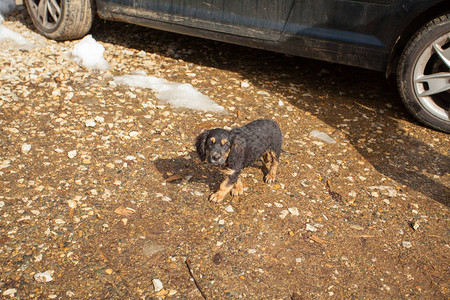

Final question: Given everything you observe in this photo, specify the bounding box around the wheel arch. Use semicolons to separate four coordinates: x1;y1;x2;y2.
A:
386;1;450;77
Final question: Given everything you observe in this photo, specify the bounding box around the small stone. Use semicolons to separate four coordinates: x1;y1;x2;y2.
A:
309;130;336;144
279;210;289;219
114;206;135;216
152;279;163;292
350;224;364;231
3;288;17;296
402;241;412;248
68;150;77;158
94;116;105;123
348;191;357;197
125;155;136;161
225;205;234;213
288;207;299;216
143;241;165;257
306;224;317;232
0;160;11;169
21;143;31;154
161;196;172;201
102;189;111;200
248;249;257;254
241;81;250;88
34;270;54;282
105;269;113;274
85;119;96;127
129;131;139;137
67;200;77;208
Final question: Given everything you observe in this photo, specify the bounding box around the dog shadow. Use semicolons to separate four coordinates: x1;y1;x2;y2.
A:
153;152;270;194
153;151;223;192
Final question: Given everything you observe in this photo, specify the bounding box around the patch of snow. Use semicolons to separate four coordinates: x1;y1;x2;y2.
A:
0;19;34;50
0;2;34;50
71;35;110;71
114;73;226;112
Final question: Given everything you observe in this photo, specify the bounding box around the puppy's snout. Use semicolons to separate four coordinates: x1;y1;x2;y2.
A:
211;153;222;162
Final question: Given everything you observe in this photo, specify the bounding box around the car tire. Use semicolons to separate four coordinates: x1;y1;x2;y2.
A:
397;14;450;133
25;0;94;40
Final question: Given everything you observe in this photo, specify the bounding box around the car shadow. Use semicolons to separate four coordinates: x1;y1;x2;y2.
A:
11;10;448;206
237;54;450;207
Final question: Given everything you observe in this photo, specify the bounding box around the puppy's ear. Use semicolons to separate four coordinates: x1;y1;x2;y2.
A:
227;134;246;168
195;130;210;161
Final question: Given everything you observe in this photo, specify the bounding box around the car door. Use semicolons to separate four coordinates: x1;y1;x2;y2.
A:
102;0;294;41
283;0;394;47
278;0;397;70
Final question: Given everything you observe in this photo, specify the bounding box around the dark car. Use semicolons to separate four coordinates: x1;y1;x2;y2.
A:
18;0;450;132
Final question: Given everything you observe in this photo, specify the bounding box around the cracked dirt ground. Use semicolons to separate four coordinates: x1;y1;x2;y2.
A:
1;10;449;299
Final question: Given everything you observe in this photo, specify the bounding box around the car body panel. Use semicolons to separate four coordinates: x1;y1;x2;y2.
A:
95;0;448;71
100;0;294;40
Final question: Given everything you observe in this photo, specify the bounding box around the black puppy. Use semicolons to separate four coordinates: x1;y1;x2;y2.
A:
195;118;282;202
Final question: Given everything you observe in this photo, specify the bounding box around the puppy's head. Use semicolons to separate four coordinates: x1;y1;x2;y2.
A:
195;128;231;165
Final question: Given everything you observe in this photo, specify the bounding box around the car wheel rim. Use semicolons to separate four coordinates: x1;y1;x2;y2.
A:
413;33;450;121
28;0;62;31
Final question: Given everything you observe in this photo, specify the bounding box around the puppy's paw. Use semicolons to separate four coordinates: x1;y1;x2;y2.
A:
209;191;225;203
264;173;276;183
231;183;244;196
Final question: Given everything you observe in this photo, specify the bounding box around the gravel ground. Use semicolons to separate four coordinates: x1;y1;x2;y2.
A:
1;10;449;299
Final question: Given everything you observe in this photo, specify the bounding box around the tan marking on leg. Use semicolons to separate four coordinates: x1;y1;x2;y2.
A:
231;177;244;196
261;151;272;165
210;177;234;203
264;151;279;183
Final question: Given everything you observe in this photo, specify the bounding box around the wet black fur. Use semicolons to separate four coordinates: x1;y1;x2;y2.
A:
195;119;282;185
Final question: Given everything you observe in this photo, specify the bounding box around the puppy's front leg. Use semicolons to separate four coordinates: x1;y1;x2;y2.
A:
210;169;241;202
210;177;234;202
231;177;244;196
